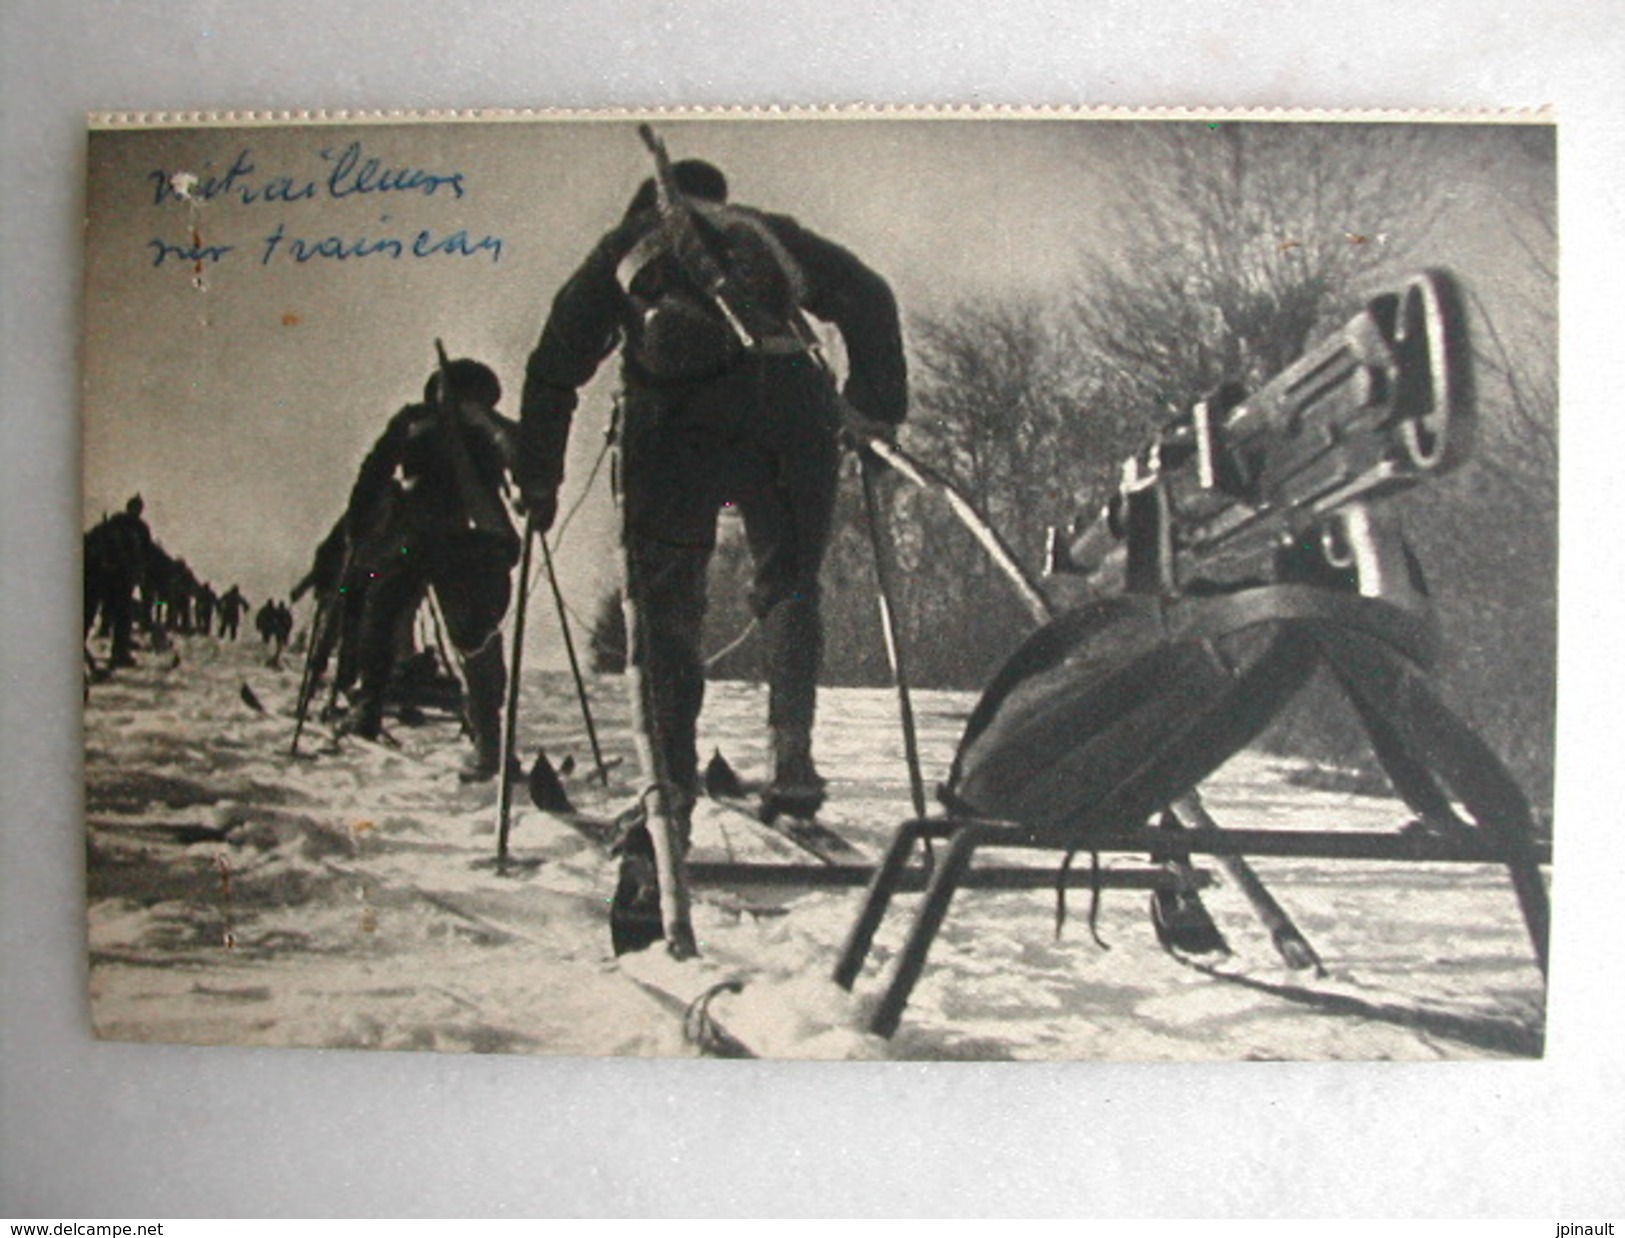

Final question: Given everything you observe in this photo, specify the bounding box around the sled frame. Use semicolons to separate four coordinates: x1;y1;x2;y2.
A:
832;514;1553;1040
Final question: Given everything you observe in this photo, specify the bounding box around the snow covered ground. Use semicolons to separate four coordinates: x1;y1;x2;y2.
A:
84;633;1548;1061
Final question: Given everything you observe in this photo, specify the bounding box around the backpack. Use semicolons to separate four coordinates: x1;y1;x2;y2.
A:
617;202;806;381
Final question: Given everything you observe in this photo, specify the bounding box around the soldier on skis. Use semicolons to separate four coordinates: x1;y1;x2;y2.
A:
83;493;155;670
216;584;249;639
339;356;523;782
194;582;218;638
514;152;908;838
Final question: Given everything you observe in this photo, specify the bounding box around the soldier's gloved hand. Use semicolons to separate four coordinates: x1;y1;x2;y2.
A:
514;474;558;533
514;458;556;531
838;406;899;473
839;375;902;464
513;420;562;533
514;378;578;534
842;372;904;430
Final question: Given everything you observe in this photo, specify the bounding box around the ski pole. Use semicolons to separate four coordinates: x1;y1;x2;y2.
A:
290;541;352;756
783;317;937;821
788;300;1050;623
288;590;331;756
541;534;611;788
859;452;929;820
852;429;1053;625
496;516;539;865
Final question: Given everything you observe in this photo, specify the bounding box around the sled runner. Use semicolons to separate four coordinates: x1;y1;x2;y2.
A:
833;270;1553;1038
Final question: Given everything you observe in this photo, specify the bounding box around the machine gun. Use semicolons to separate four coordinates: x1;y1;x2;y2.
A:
1047;269;1473;602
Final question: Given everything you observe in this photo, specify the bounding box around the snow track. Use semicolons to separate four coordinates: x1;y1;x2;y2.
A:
84;635;1548;1058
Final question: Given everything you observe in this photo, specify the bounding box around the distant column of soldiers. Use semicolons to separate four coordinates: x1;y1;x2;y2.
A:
255;598;294;660
83;493;257;678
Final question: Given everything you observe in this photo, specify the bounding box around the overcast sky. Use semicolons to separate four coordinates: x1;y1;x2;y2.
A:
81;114;1549;664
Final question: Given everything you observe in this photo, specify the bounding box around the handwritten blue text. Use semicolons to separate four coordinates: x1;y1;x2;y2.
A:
148;141;467;207
148;238;235;266
259;220;503;265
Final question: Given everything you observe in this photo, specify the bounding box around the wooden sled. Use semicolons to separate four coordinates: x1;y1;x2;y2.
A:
832;559;1552;1039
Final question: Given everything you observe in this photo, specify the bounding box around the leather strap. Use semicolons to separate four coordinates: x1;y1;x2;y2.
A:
1166;584;1439;669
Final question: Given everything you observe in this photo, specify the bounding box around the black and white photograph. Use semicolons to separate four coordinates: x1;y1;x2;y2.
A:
79;112;1556;1062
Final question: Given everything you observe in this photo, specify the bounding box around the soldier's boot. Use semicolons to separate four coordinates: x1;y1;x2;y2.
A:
459;735;508;784
109;616;137;668
456;641;513;784
609;785;695;956
335;685;386;742
760;724;826;822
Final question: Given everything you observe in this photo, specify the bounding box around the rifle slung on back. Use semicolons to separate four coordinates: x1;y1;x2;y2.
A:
432;339;514;539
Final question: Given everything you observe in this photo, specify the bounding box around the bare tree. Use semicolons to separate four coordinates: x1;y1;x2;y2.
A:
1075;123;1443;424
892;298;1138;684
1468;144;1558;509
906;299;1125;562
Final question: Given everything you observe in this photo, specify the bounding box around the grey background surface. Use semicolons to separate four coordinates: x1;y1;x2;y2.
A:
4;0;1622;1219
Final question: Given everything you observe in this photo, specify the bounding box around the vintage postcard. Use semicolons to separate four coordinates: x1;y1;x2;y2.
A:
82;109;1555;1059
